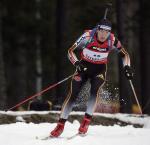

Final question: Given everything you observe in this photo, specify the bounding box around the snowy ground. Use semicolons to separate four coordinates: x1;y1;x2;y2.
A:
0;112;150;145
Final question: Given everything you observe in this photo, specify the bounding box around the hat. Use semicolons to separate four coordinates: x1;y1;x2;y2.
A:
98;19;112;31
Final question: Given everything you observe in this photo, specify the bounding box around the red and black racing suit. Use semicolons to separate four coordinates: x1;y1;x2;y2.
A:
60;29;130;119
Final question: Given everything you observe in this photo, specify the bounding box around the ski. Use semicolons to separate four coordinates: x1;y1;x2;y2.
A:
36;135;55;140
36;133;87;140
67;133;79;140
67;133;87;140
36;136;49;140
36;135;66;140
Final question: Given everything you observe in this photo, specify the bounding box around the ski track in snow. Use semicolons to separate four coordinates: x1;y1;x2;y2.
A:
0;120;150;145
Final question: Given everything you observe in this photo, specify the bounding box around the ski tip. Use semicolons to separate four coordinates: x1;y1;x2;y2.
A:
35;136;51;140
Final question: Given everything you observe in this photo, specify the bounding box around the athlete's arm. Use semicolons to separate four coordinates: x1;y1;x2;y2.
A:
113;37;131;67
113;36;133;79
68;32;90;65
68;43;79;65
119;47;131;67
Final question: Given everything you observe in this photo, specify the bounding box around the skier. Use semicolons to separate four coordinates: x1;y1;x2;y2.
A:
50;18;133;137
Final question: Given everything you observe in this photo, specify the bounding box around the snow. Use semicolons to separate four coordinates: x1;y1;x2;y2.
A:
0;111;150;145
1;110;150;127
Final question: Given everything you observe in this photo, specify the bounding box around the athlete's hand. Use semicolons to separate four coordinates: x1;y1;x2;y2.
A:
124;65;134;80
75;61;87;73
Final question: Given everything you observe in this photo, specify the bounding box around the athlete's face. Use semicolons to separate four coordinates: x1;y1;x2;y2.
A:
97;29;110;42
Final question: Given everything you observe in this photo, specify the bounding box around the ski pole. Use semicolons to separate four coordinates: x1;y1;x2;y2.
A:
129;80;142;115
7;73;75;111
104;3;112;19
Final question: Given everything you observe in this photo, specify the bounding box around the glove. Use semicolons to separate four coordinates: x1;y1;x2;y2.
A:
74;61;87;73
124;65;134;80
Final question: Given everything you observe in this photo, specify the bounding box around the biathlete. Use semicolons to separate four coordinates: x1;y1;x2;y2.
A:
50;18;133;137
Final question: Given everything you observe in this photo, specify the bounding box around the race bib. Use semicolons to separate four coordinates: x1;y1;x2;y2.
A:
82;48;108;62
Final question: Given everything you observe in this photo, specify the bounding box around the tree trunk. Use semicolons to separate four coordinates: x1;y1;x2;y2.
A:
55;0;65;105
35;0;42;99
116;0;132;113
0;2;7;109
139;0;150;114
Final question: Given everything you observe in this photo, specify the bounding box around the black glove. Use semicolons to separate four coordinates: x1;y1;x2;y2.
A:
124;65;134;80
75;61;87;73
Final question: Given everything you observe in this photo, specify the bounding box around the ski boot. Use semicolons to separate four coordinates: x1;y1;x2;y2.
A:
78;114;92;134
50;119;66;137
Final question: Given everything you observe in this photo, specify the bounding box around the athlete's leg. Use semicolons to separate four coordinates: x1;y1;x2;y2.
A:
79;71;106;134
60;73;87;119
50;73;87;137
86;75;105;116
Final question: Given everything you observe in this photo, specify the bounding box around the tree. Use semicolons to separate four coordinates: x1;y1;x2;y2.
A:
0;2;7;109
140;0;150;114
54;0;67;105
116;0;132;113
116;0;143;114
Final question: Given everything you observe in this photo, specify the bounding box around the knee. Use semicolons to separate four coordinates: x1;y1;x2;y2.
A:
91;79;105;94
